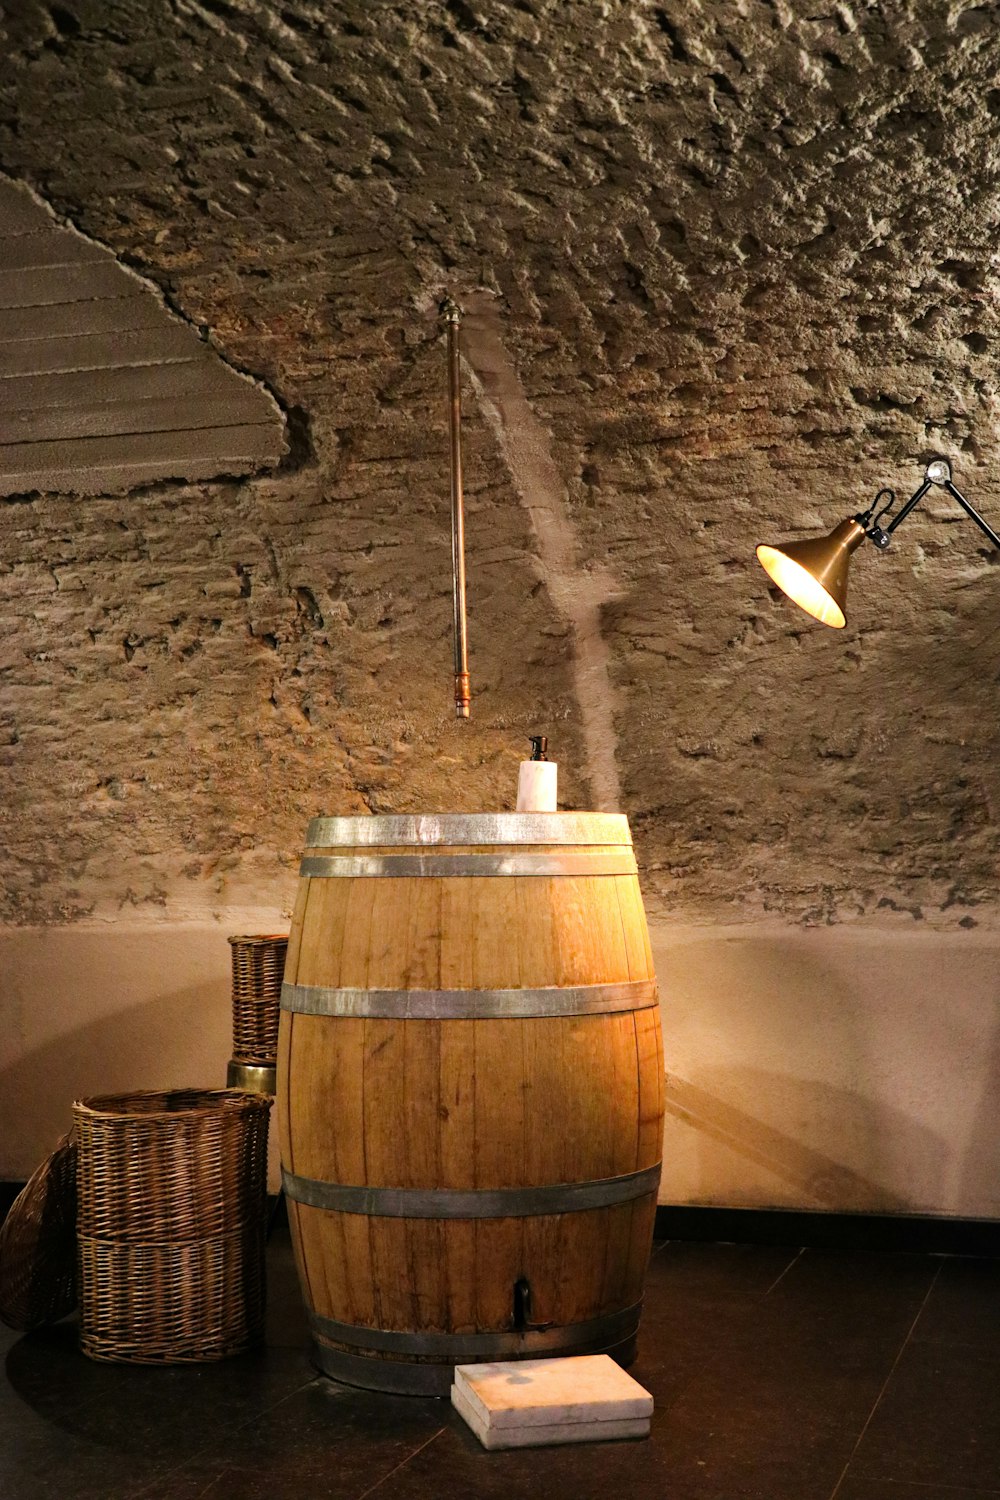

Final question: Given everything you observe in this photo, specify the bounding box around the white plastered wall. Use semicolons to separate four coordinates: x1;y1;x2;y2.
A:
1;914;998;1218
651;920;1000;1218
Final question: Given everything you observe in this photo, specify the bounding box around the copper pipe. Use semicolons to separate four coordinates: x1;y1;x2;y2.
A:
443;297;470;718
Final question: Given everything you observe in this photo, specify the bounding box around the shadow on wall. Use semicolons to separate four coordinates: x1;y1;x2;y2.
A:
651;924;1000;1216
663;1070;940;1213
0;985;228;1175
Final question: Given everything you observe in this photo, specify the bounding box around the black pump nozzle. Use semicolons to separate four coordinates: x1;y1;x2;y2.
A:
529;735;548;762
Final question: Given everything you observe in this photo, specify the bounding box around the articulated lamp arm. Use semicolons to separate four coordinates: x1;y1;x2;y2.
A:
936;473;1000;549
860;459;1000;552
756;458;1000;628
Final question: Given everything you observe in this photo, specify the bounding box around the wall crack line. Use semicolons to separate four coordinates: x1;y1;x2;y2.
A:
458;290;623;811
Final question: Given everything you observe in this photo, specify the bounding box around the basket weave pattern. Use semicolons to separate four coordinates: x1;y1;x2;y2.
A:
74;1089;270;1363
229;934;288;1065
0;1133;77;1331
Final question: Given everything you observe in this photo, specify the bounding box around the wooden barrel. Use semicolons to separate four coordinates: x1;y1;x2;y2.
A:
277;812;664;1395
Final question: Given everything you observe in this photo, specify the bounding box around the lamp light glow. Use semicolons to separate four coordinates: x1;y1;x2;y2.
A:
755;518;866;629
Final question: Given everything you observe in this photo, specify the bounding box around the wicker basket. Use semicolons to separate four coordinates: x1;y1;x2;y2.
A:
76;1228;265;1364
73;1089;270;1363
228;934;287;1065
0;1133;77;1331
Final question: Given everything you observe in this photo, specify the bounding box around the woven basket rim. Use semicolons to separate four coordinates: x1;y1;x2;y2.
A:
228;933;289;946
73;1088;272;1121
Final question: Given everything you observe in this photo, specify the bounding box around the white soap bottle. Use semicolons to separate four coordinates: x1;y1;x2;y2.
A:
516;736;557;812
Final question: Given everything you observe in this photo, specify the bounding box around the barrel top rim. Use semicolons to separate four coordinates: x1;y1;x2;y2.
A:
304;812;633;846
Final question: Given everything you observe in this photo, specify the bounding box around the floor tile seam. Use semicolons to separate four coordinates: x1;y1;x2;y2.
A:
191;1473;226;1500
762;1245;805;1295
825;1257;945;1500
639;1297;818;1423
351;1425;448;1500
125;1458;222;1500
122;1373;320;1500
643;1288;802;1315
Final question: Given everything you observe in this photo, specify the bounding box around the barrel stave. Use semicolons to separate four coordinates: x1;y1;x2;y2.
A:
283;1014;655;1190
288;869;646;993
637;1005;666;1164
292;1197;657;1336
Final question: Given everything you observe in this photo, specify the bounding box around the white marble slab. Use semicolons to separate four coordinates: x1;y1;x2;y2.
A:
453;1355;654;1432
451;1381;650;1450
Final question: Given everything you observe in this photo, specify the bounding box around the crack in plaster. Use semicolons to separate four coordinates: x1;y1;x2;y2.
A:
459;290;623;811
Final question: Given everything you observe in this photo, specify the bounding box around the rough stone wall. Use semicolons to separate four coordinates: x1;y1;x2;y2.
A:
0;0;998;927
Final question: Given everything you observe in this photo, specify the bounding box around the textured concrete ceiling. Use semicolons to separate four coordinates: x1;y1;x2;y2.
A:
0;0;998;927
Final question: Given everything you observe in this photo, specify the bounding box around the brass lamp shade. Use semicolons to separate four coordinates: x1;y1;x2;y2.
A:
756;517;866;629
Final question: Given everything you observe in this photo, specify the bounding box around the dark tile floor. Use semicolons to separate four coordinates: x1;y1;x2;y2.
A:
3;1230;999;1500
